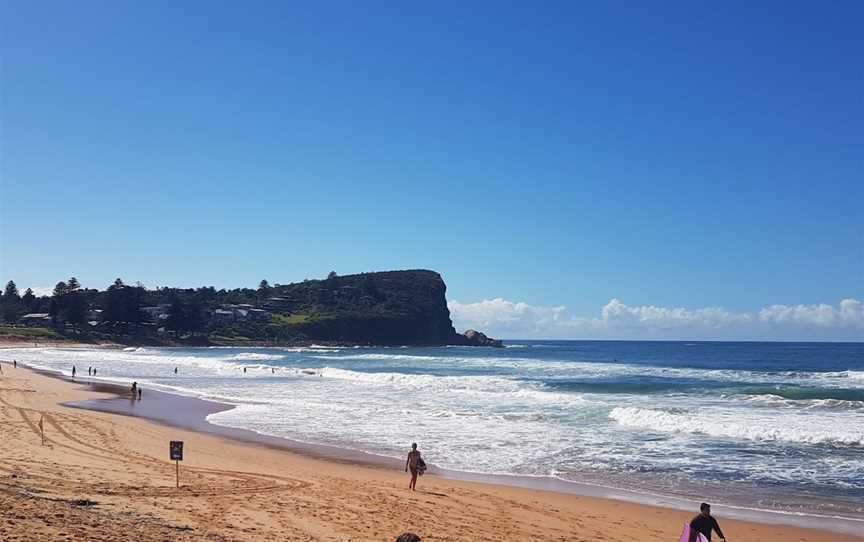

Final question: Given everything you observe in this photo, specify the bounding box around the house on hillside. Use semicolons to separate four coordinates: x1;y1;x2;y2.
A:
212;309;235;324
20;313;51;326
141;305;171;323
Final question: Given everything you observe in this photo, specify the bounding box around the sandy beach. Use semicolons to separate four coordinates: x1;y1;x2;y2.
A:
0;360;859;542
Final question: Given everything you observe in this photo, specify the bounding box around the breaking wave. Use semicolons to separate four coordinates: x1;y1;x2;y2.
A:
609;406;864;446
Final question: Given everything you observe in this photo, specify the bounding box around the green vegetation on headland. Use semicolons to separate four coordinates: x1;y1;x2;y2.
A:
0;325;62;340
0;270;502;347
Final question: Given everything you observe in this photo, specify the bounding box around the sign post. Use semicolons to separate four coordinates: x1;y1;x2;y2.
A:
170;441;184;488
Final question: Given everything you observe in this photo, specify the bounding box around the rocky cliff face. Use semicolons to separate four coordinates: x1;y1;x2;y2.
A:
271;270;498;346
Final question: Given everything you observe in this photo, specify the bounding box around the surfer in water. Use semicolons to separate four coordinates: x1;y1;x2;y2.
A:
689;503;726;542
405;443;422;491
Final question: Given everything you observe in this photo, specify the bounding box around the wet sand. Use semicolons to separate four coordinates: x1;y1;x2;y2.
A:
0;363;860;541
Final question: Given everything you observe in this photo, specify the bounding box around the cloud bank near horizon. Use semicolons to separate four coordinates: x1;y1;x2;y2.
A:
448;297;864;341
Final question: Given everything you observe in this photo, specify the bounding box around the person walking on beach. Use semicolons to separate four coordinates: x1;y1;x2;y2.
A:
72;366;76;378
13;360;16;369
138;387;142;400
405;443;422;491
131;381;137;396
689;503;726;542
88;366;92;376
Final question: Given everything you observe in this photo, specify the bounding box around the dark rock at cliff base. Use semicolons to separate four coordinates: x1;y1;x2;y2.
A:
459;329;504;347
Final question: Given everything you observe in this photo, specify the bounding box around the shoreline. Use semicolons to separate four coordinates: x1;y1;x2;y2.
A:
0;364;859;541
27;363;864;536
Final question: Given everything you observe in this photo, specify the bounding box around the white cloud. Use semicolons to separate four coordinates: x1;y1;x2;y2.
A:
446;298;577;336
26;286;55;297
759;298;864;328
448;298;864;341
600;298;752;329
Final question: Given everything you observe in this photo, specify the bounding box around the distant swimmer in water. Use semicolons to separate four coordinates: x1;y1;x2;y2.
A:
174;367;178;374
72;366;76;378
93;368;97;376
688;503;726;542
88;366;92;376
243;367;247;373
271;368;275;374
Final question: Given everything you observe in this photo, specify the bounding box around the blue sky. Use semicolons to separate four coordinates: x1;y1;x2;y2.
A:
1;1;862;339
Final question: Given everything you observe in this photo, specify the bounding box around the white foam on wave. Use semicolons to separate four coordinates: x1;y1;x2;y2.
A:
734;394;864;411
225;353;285;361
312;353;437;362
316;366;588;405
4;347;249;374
609;406;864;446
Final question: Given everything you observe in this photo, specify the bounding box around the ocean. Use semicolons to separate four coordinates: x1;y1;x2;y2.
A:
8;341;864;521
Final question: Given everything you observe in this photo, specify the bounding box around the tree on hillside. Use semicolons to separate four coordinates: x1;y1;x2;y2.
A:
1;280;22;322
166;296;204;334
103;279;127;322
326;271;339;289
165;298;189;332
65;277;88;330
48;278;88;331
258;279;271;303
360;274;382;302
4;280;20;300
185;297;205;333
65;293;88;331
49;281;69;325
21;288;36;312
124;283;145;325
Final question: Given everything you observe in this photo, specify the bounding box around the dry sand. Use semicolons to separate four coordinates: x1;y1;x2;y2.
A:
0;363;858;541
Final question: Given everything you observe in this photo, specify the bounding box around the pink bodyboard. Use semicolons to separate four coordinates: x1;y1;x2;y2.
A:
679;523;709;542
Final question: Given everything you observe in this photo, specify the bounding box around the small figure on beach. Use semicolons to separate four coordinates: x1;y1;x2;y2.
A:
13;360;16;369
72;366;76;378
93;368;97;376
138;387;142;400
88;366;92;376
688;503;726;542
174;367;178;374
405;443;424;491
271;367;275;374
243;367;247;374
131;381;138;396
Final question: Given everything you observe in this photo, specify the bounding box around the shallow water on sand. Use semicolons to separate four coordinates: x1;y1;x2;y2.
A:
9;340;864;520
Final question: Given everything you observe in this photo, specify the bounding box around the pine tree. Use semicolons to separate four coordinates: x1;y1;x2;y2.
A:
165;298;189;332
49;281;69;325
326;271;339;289
22;288;36;312
103;279;126;322
1;280;22;322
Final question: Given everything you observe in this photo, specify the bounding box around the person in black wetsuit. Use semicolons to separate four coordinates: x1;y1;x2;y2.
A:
689;503;726;542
